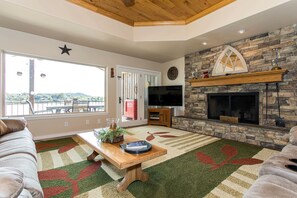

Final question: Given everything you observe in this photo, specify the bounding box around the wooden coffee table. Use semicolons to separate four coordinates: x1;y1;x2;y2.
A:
77;131;167;192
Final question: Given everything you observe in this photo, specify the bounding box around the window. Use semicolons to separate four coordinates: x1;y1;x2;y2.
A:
3;53;105;116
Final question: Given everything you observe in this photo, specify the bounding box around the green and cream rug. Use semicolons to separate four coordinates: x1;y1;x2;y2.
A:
36;126;279;198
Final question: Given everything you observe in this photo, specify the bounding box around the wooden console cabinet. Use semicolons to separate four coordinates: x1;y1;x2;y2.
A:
147;108;173;127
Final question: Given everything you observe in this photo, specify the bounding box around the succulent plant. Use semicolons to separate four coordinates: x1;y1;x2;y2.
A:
94;126;126;143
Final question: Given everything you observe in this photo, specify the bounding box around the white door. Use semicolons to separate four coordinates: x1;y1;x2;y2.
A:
116;66;160;127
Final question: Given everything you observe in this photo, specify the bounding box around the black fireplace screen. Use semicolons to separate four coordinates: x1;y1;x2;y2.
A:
207;92;259;124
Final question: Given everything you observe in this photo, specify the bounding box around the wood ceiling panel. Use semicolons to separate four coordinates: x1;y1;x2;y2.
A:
190;0;212;12
185;0;235;24
168;0;198;17
133;0;179;21
68;0;235;26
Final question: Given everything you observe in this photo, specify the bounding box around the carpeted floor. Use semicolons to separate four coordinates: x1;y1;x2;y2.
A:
36;126;279;198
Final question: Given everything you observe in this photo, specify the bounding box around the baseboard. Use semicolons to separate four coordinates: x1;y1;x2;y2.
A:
33;130;90;141
33;125;149;141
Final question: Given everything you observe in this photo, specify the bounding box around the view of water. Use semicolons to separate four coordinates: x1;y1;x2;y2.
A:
5;101;104;116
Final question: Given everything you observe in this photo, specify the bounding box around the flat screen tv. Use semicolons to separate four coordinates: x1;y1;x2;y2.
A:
148;85;183;106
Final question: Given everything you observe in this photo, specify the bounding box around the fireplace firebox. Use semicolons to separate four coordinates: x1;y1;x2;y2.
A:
207;92;259;124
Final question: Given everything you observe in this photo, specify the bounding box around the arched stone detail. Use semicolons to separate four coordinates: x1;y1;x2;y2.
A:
212;45;248;76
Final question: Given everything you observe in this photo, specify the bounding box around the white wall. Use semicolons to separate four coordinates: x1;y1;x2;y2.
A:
160;57;185;116
0;27;162;139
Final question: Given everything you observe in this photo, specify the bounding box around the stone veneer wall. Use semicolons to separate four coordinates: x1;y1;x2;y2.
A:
172;24;297;149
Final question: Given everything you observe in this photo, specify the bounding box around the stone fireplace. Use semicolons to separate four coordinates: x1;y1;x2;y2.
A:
208;92;259;125
172;24;297;150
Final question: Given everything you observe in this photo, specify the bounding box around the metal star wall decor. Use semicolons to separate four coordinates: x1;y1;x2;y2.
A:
59;44;72;55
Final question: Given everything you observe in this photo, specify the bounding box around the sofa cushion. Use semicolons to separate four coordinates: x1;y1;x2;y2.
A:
0;120;10;135
19;189;33;198
0;167;24;198
244;175;297;198
289;126;297;145
259;154;297;184
0;137;37;160
281;144;297;158
0;154;43;198
0;128;33;143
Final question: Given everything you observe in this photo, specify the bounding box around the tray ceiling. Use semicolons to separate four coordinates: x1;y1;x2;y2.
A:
1;0;297;62
68;0;235;26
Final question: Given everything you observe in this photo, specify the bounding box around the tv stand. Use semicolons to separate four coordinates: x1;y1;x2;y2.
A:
148;108;173;127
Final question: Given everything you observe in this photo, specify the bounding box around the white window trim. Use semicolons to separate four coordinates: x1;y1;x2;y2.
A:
115;65;161;126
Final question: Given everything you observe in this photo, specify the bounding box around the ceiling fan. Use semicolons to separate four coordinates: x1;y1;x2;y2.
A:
122;0;135;7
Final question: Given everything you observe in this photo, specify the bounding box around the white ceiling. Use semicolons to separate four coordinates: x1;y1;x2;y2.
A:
0;0;297;63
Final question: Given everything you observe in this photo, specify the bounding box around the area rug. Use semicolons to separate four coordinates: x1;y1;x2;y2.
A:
36;126;279;198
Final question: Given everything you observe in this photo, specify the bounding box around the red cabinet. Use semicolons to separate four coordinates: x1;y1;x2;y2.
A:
124;99;137;120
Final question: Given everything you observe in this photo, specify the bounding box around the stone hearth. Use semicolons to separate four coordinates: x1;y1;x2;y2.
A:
172;116;289;150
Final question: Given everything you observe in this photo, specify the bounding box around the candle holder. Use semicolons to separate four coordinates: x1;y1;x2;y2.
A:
271;48;282;70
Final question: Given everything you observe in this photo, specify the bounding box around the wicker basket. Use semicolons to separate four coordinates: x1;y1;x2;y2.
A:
101;135;124;143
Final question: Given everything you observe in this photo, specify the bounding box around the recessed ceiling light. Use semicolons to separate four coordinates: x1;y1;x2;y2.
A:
202;42;207;45
238;29;245;34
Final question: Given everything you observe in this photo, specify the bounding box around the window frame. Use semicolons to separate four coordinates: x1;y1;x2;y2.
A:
1;51;108;119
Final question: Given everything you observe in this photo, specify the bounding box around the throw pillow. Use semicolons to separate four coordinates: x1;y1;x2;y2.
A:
1;119;27;133
0;167;24;198
289;126;297;145
0;120;10;136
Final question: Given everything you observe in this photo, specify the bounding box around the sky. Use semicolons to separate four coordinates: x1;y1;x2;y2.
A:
5;54;105;97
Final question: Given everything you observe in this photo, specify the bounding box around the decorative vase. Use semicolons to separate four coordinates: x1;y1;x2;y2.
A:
202;71;209;78
271;48;282;70
106;118;119;129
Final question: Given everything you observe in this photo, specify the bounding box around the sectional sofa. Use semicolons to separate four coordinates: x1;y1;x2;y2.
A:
244;126;297;197
0;118;43;198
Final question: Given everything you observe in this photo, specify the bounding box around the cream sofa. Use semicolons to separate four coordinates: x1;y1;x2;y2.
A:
244;126;297;197
0;119;43;198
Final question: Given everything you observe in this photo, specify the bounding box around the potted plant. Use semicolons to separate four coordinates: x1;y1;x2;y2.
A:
94;118;127;143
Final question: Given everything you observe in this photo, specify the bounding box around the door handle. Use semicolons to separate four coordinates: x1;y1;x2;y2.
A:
119;97;122;104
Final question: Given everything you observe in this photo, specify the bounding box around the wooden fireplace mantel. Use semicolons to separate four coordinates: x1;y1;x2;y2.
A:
189;69;288;87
